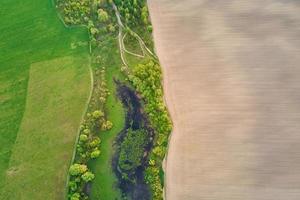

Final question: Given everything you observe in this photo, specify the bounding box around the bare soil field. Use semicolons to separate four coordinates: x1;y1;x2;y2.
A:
148;0;300;199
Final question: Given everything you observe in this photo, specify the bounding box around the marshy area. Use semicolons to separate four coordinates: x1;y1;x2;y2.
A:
112;81;154;200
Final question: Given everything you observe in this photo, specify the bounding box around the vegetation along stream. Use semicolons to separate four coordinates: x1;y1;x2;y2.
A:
113;81;154;200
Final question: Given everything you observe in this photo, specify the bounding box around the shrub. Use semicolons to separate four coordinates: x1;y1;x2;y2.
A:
69;164;88;176
79;134;88;142
68;181;78;192
92;110;104;119
107;24;116;32
83;128;90;135
98;9;109;22
91;148;101;158
89;137;101;148
70;192;80;200
101;120;113;130
81;171;95;182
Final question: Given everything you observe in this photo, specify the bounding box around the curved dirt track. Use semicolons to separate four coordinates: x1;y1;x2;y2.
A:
148;0;300;200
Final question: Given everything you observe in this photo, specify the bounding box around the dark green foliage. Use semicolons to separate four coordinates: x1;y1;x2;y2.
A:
118;129;148;172
114;0;149;27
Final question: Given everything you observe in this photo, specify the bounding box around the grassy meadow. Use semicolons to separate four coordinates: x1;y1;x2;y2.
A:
89;36;125;200
0;0;90;198
1;56;91;199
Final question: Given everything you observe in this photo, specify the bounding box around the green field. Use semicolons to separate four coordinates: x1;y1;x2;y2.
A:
1;56;91;199
0;0;90;197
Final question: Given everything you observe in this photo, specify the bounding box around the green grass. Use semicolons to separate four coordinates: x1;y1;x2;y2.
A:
0;0;89;195
0;56;91;200
89;37;125;199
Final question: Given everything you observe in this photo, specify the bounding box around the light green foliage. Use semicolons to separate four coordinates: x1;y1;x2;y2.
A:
69;164;88;176
92;110;104;119
70;192;80;200
57;0;91;25
89;137;101;148
81;171;95;182
141;6;149;25
90;27;99;36
98;9;109;22
79;134;89;142
91;149;101;158
107;24;116;32
101;120;113;130
69;181;78;192
83;128;90;135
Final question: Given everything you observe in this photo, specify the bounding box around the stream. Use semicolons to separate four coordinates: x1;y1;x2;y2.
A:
112;81;154;200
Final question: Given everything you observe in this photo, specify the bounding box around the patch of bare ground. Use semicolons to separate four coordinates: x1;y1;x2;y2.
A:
149;0;300;199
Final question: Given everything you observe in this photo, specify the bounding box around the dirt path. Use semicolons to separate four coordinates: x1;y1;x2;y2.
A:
148;0;300;200
112;2;155;67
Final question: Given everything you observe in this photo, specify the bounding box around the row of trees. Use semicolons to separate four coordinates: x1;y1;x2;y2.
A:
67;67;113;200
58;0;117;39
57;0;119;199
128;60;172;200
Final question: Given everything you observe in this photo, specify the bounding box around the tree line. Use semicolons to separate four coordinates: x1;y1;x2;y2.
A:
129;60;172;200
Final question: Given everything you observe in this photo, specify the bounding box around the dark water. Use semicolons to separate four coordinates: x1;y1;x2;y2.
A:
112;81;154;200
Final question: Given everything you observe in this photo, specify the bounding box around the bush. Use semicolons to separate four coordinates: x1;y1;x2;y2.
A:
89;137;101;148
92;110;104;119
91;148;101;158
70;192;80;200
69;164;88;176
81;171;95;182
98;9;109;22
101;120;113;130
68;181;78;192
79;134;88;142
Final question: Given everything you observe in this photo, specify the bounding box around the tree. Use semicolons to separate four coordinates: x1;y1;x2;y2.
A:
83;128;90;135
91;148;101;158
70;192;80;200
81;171;95;182
90;27;99;36
107;24;116;32
101;120;113;130
141;6;149;25
69;164;87;176
68;181;77;192
89;137;101;148
98;9;109;22
79;134;88;142
92;110;104;119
